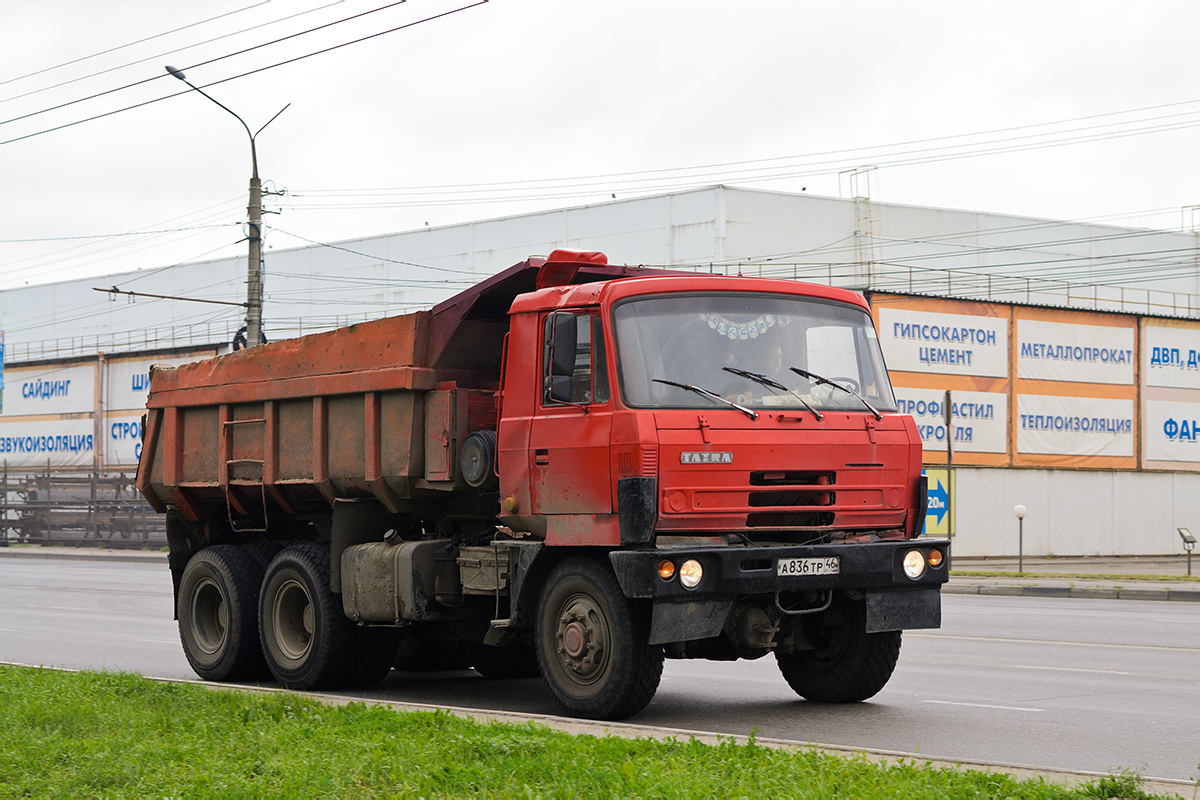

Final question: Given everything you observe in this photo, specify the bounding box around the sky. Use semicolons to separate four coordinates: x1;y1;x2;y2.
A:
2;0;1199;292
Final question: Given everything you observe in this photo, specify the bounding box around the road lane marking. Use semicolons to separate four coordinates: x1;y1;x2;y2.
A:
1014;665;1132;675
923;700;1044;713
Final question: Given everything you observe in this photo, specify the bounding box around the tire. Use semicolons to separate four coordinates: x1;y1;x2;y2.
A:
535;557;663;720
258;543;359;690
468;641;541;679
243;540;281;573
775;592;901;703
177;545;268;682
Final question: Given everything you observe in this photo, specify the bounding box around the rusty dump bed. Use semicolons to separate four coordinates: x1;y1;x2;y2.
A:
135;252;669;524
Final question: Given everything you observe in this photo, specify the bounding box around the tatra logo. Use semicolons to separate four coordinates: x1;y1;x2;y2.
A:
680;452;733;464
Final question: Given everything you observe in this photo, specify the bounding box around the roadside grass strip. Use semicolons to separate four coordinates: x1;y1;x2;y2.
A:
0;666;1168;798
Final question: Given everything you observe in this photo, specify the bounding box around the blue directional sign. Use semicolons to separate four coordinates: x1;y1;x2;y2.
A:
928;478;949;525
922;467;951;536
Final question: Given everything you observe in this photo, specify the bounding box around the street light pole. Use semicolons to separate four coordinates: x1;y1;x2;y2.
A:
1013;504;1027;574
165;66;288;348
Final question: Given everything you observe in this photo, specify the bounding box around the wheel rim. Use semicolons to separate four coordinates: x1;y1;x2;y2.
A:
190;576;228;656
272;578;315;662
554;592;610;685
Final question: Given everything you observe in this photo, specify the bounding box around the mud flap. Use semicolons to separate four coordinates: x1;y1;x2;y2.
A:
648;598;731;645
865;586;941;633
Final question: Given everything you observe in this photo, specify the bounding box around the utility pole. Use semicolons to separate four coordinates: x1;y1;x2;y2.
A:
166;66;288;348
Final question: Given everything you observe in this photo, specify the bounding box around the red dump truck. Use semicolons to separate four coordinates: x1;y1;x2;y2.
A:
136;249;948;720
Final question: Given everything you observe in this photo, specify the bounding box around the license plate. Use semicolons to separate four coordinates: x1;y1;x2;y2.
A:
777;556;840;577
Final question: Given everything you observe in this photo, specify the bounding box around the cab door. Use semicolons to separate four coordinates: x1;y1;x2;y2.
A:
528;311;613;515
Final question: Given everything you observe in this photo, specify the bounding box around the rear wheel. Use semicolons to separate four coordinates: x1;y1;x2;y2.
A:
177;545;267;682
535;557;663;720
259;543;359;690
775;592;901;703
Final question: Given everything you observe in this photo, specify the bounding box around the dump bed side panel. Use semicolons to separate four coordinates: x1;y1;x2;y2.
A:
136;312;437;521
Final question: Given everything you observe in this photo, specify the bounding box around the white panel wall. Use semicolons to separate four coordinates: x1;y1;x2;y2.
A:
0;188;728;359
950;468;1200;557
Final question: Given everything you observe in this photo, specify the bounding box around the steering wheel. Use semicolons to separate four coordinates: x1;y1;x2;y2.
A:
827;376;861;394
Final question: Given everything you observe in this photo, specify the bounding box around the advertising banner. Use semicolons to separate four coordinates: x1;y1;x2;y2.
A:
1017;394;1134;457
0;418;95;468
106;354;205;412
2;363;95;417
1145;399;1200;463
104;413;146;467
895;388;1008;453
878;307;1008;377
1016;319;1134;385
1144;324;1200;389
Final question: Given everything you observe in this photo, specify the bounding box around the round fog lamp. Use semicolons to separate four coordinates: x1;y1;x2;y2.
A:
928;548;944;568
679;559;703;589
657;560;676;580
902;549;926;580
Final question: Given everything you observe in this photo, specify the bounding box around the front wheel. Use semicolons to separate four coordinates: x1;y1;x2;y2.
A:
775;592;901;703
258;543;359;690
535;557;663;720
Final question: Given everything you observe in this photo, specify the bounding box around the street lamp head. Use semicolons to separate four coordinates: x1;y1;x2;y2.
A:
1013;504;1027;519
165;65;187;81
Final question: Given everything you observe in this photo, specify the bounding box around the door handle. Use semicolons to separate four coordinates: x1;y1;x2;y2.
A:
534;449;550;466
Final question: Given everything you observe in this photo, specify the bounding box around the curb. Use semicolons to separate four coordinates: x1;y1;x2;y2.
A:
945;583;1199;602
0;548;166;565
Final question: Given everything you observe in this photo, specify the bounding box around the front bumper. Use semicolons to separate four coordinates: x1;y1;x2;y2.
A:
610;538;950;598
608;538;950;644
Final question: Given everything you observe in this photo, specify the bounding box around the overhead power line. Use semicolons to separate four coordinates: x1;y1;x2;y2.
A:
0;1;269;90
0;1;348;108
0;224;234;243
0;1;488;148
0;0;411;129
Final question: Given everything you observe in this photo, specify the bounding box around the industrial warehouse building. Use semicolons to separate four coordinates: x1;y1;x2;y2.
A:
3;186;1200;557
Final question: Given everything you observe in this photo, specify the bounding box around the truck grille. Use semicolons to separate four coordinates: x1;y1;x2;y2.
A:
748;490;833;507
747;510;836;528
749;470;834;486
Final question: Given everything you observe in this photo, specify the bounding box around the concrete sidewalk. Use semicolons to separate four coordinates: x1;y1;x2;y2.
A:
949;554;1200;602
2;545;1198;601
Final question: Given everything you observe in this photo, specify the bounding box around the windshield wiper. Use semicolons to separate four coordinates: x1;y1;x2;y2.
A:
722;367;823;421
788;367;882;420
653;378;758;420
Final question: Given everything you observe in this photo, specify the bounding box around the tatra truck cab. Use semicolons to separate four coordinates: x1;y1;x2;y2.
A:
137;249;948;720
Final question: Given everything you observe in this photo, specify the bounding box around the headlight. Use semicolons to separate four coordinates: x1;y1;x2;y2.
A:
902;549;926;580
679;559;703;589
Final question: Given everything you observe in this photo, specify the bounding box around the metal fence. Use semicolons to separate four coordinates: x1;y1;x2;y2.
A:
0;465;165;549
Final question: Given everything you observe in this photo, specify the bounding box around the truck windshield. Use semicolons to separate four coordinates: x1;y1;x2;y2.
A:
612;292;898;413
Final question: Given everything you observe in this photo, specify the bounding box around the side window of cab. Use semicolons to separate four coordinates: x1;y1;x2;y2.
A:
543;312;609;405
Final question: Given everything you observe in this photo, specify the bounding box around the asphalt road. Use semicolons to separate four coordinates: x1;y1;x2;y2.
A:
2;558;1197;783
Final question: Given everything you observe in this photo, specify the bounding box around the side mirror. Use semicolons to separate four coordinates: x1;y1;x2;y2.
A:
545;312;577;403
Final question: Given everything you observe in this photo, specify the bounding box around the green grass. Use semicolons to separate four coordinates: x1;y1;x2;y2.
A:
0;665;1171;798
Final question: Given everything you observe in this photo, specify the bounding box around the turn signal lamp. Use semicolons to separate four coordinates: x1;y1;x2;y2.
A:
902;549;927;580
657;560;676;580
928;548;944;568
679;559;703;589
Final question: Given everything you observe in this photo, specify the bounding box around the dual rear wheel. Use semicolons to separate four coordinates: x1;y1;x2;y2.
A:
177;543;397;690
